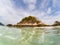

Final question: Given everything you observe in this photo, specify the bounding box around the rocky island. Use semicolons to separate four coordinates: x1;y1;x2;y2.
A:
0;22;4;26
52;21;60;26
7;16;48;27
7;16;60;27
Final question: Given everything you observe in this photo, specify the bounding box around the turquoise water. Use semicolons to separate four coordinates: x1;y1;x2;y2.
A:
0;26;60;45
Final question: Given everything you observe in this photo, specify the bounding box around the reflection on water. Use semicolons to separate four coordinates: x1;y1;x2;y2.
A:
0;26;60;45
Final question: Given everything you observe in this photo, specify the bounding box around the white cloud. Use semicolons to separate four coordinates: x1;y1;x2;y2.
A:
23;0;37;10
47;7;52;14
0;0;60;25
0;0;33;25
40;11;60;25
0;0;22;24
40;0;50;9
23;0;37;4
53;0;60;9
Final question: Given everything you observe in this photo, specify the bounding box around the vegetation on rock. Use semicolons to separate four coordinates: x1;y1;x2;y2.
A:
52;21;60;26
7;24;12;26
17;16;41;24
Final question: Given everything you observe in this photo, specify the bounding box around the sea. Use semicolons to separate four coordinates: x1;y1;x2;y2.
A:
0;26;60;45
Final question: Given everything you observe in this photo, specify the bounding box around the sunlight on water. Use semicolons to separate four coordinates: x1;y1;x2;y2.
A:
0;26;60;45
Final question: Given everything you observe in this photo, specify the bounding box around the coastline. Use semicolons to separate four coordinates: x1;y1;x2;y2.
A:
6;16;60;28
7;24;60;28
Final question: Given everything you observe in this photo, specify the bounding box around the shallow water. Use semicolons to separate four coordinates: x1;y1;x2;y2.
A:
0;26;60;45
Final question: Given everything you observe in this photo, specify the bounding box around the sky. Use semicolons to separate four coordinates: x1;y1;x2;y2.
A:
0;0;60;25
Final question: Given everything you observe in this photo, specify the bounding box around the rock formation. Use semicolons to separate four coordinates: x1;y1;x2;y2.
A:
52;21;60;26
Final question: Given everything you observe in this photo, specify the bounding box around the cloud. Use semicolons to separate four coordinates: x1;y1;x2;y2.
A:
47;7;52;14
0;0;60;25
0;0;21;24
23;0;37;10
23;0;37;4
53;0;60;9
0;0;33;25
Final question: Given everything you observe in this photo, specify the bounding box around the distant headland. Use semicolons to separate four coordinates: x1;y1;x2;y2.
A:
7;16;60;27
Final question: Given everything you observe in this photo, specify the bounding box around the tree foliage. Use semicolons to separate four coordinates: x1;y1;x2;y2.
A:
17;16;41;24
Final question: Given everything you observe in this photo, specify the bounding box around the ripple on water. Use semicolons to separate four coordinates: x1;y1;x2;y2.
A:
0;26;60;45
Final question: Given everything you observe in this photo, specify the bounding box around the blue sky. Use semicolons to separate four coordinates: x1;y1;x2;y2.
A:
0;0;60;25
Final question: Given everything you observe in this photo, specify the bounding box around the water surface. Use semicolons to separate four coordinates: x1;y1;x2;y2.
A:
0;26;60;45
